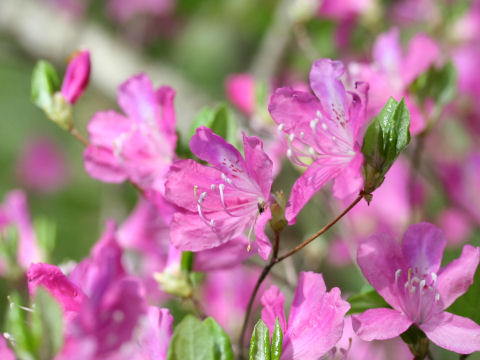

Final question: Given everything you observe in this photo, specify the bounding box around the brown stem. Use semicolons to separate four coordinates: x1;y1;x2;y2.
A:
237;193;364;358
69;127;90;147
275;193;364;263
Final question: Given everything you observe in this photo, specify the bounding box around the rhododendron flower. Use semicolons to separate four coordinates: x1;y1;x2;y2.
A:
350;28;439;134
84;74;176;194
61;50;90;104
16;137;68;192
269;58;368;224
261;271;350;359
353;222;480;354
0;190;43;270
165;126;274;260
225;73;256;116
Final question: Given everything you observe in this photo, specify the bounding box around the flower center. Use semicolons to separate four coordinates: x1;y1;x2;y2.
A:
394;268;441;324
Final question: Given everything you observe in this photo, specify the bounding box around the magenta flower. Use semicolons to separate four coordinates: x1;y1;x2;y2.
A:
84;74;176;193
350;28;439;134
269;58;368;224
261;271;350;359
61;50;91;104
165;126;274;260
0;190;43;270
318;0;372;21
107;0;175;22
0;335;15;360
225;73;256;116
352;222;480;354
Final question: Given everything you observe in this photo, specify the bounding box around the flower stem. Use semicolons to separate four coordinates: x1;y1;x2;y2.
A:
237;192;365;358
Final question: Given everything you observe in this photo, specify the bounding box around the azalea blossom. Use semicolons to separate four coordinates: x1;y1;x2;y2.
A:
84;73;176;194
165;126;274;260
349;28;439;134
61;50;91;105
352;222;480;354
261;271;350;359
225;73;256;116
269;58;368;224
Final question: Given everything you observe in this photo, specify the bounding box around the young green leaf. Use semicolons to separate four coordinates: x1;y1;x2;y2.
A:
5;293;36;360
249;319;271;360
31;60;60;114
204;317;234;360
270;318;283;360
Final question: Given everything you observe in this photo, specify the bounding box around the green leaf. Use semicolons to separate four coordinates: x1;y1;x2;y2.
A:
167;315;234;360
204;317;234;360
31;60;60;113
249;319;271;360
347;285;390;315
447;265;480;324
31;288;63;359
189;103;239;148
34;217;56;262
270;318;283;360
362;97;411;194
5;293;36;360
409;61;457;108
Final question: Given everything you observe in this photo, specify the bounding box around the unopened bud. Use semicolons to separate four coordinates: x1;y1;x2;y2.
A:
154;270;193;299
61;50;91;104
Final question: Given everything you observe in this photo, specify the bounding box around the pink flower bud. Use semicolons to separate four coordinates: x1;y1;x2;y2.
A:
61;50;91;104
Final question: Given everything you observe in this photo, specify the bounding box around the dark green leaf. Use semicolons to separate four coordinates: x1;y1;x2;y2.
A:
249;319;271;360
347;285;390;315
204;317;234;360
5;293;36;360
270;318;283;360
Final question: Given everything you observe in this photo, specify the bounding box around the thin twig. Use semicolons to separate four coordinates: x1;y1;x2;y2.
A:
69;127;90;147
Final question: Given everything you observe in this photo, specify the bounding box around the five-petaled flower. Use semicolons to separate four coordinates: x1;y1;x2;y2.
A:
352;222;480;354
165;126;274;260
269;58;368;224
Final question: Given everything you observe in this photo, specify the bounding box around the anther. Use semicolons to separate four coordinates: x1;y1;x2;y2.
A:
316;110;322;118
277;124;285;132
211;184;216;190
288;133;295;142
209;219;215;227
299;131;304;138
321;123;328;131
395;269;402;283
310;118;318;130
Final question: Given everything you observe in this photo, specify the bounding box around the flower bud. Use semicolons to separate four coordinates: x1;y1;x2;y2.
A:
61;50;91;104
154;270;193;299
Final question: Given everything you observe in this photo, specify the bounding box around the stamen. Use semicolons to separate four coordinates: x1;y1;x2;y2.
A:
316;110;322;118
321;123;328;131
431;272;437;286
277;124;285;132
395;269;402;284
210;184;216;191
209;219;215;227
299;131;304;138
310;118;318;130
288;133;295;142
435;293;440;302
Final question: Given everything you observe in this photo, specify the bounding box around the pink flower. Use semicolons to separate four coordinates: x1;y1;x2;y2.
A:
261;271;350;359
269;58;368;224
318;0;372;21
16;137;68;192
0;190;43;270
84;74;177;194
352;222;480;354
225;73;256;116
0;335;15;360
165;127;274;260
61;50;91;104
350;28;439;134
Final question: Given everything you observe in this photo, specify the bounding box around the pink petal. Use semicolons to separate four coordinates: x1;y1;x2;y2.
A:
347;82;369;140
401;222;446;275
254;207;273;261
136;307;173;360
117;74;159;124
242;133;273;199
27;263;86;312
0;336;15;360
190;127;248;184
61;50;90;104
352;308;412;341
87;110;131;147
83;145;127;183
283;272;349;359
261;286;287;335
194;236;254;271
155;86;177;150
373;28;401;75
309;59;348;123
437;245;480;308
285;158;345;224
420;312;480;354
332;152;364;199
268;87;320;131
401;34;440;85
357;233;406;310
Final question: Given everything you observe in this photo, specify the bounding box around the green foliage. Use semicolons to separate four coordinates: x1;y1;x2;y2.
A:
249;319;270;360
270;318;283;360
167;315;234;360
180;251;195;273
409;61;457;114
34;217;57;263
362;97;411;195
5;289;63;360
189;103;238;148
30;61;60;115
346;285;390;315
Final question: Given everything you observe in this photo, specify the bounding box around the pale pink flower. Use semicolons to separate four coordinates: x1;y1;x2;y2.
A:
269;58;368;224
353;222;480;354
107;0;175;22
261;271;350;359
165;127;274;260
84;74;176;194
